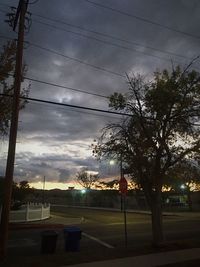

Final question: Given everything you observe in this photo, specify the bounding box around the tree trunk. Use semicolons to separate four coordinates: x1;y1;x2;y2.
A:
142;178;164;247
151;192;164;247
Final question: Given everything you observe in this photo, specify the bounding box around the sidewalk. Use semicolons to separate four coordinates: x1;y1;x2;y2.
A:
62;247;200;267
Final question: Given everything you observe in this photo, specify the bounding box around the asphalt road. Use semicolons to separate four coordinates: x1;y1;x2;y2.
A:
50;206;200;249
5;206;200;266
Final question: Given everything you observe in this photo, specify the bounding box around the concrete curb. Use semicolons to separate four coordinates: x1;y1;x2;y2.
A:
61;247;200;267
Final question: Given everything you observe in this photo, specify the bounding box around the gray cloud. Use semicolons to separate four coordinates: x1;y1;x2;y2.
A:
1;0;200;186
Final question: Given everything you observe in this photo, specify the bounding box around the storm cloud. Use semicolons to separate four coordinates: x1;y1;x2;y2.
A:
1;0;200;187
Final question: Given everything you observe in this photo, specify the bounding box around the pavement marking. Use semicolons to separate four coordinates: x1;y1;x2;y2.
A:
8;238;37;248
82;233;114;249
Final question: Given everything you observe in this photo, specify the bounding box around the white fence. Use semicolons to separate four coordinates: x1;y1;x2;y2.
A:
0;203;51;223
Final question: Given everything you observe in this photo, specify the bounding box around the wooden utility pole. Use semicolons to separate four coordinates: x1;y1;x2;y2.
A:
0;0;28;258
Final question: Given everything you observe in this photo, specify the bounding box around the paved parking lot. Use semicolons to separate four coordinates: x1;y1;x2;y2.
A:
3;207;200;267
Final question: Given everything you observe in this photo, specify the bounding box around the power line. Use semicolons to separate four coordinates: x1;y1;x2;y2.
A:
28;42;125;78
1;9;199;85
23;76;108;99
28;98;121;120
32;13;194;61
2;1;200;41
0;93;132;117
0;34;112;83
27;95;131;116
0;33;125;80
27;41;200;77
1;38;200;102
27;40;200;79
2;7;196;70
1;45;200;104
1;10;199;74
33;18;191;64
83;0;200;41
3;72;109;99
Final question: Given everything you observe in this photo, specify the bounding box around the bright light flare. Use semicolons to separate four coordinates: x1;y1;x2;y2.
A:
81;189;86;194
109;160;115;165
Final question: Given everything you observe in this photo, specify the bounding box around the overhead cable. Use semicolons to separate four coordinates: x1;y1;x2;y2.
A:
33;18;190;64
0;94;132;117
83;0;200;41
29;42;125;78
32;13;193;61
24;76;108;99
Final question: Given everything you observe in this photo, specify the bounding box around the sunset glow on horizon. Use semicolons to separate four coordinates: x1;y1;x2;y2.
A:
29;181;83;190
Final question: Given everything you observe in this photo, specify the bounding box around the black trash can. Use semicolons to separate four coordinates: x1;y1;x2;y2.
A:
63;226;82;252
41;230;58;254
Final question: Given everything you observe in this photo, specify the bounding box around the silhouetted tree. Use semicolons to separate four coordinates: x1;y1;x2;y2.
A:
93;66;200;246
76;170;99;190
12;180;33;201
98;179;118;189
0;41;30;137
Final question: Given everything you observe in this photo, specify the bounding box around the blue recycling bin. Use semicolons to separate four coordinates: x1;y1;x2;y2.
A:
41;230;58;254
63;226;82;252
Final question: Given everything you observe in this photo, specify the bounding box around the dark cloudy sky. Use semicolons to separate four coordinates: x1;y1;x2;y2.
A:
0;0;200;188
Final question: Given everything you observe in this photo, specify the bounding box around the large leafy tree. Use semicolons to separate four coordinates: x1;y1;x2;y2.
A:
0;40;29;137
93;66;200;246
